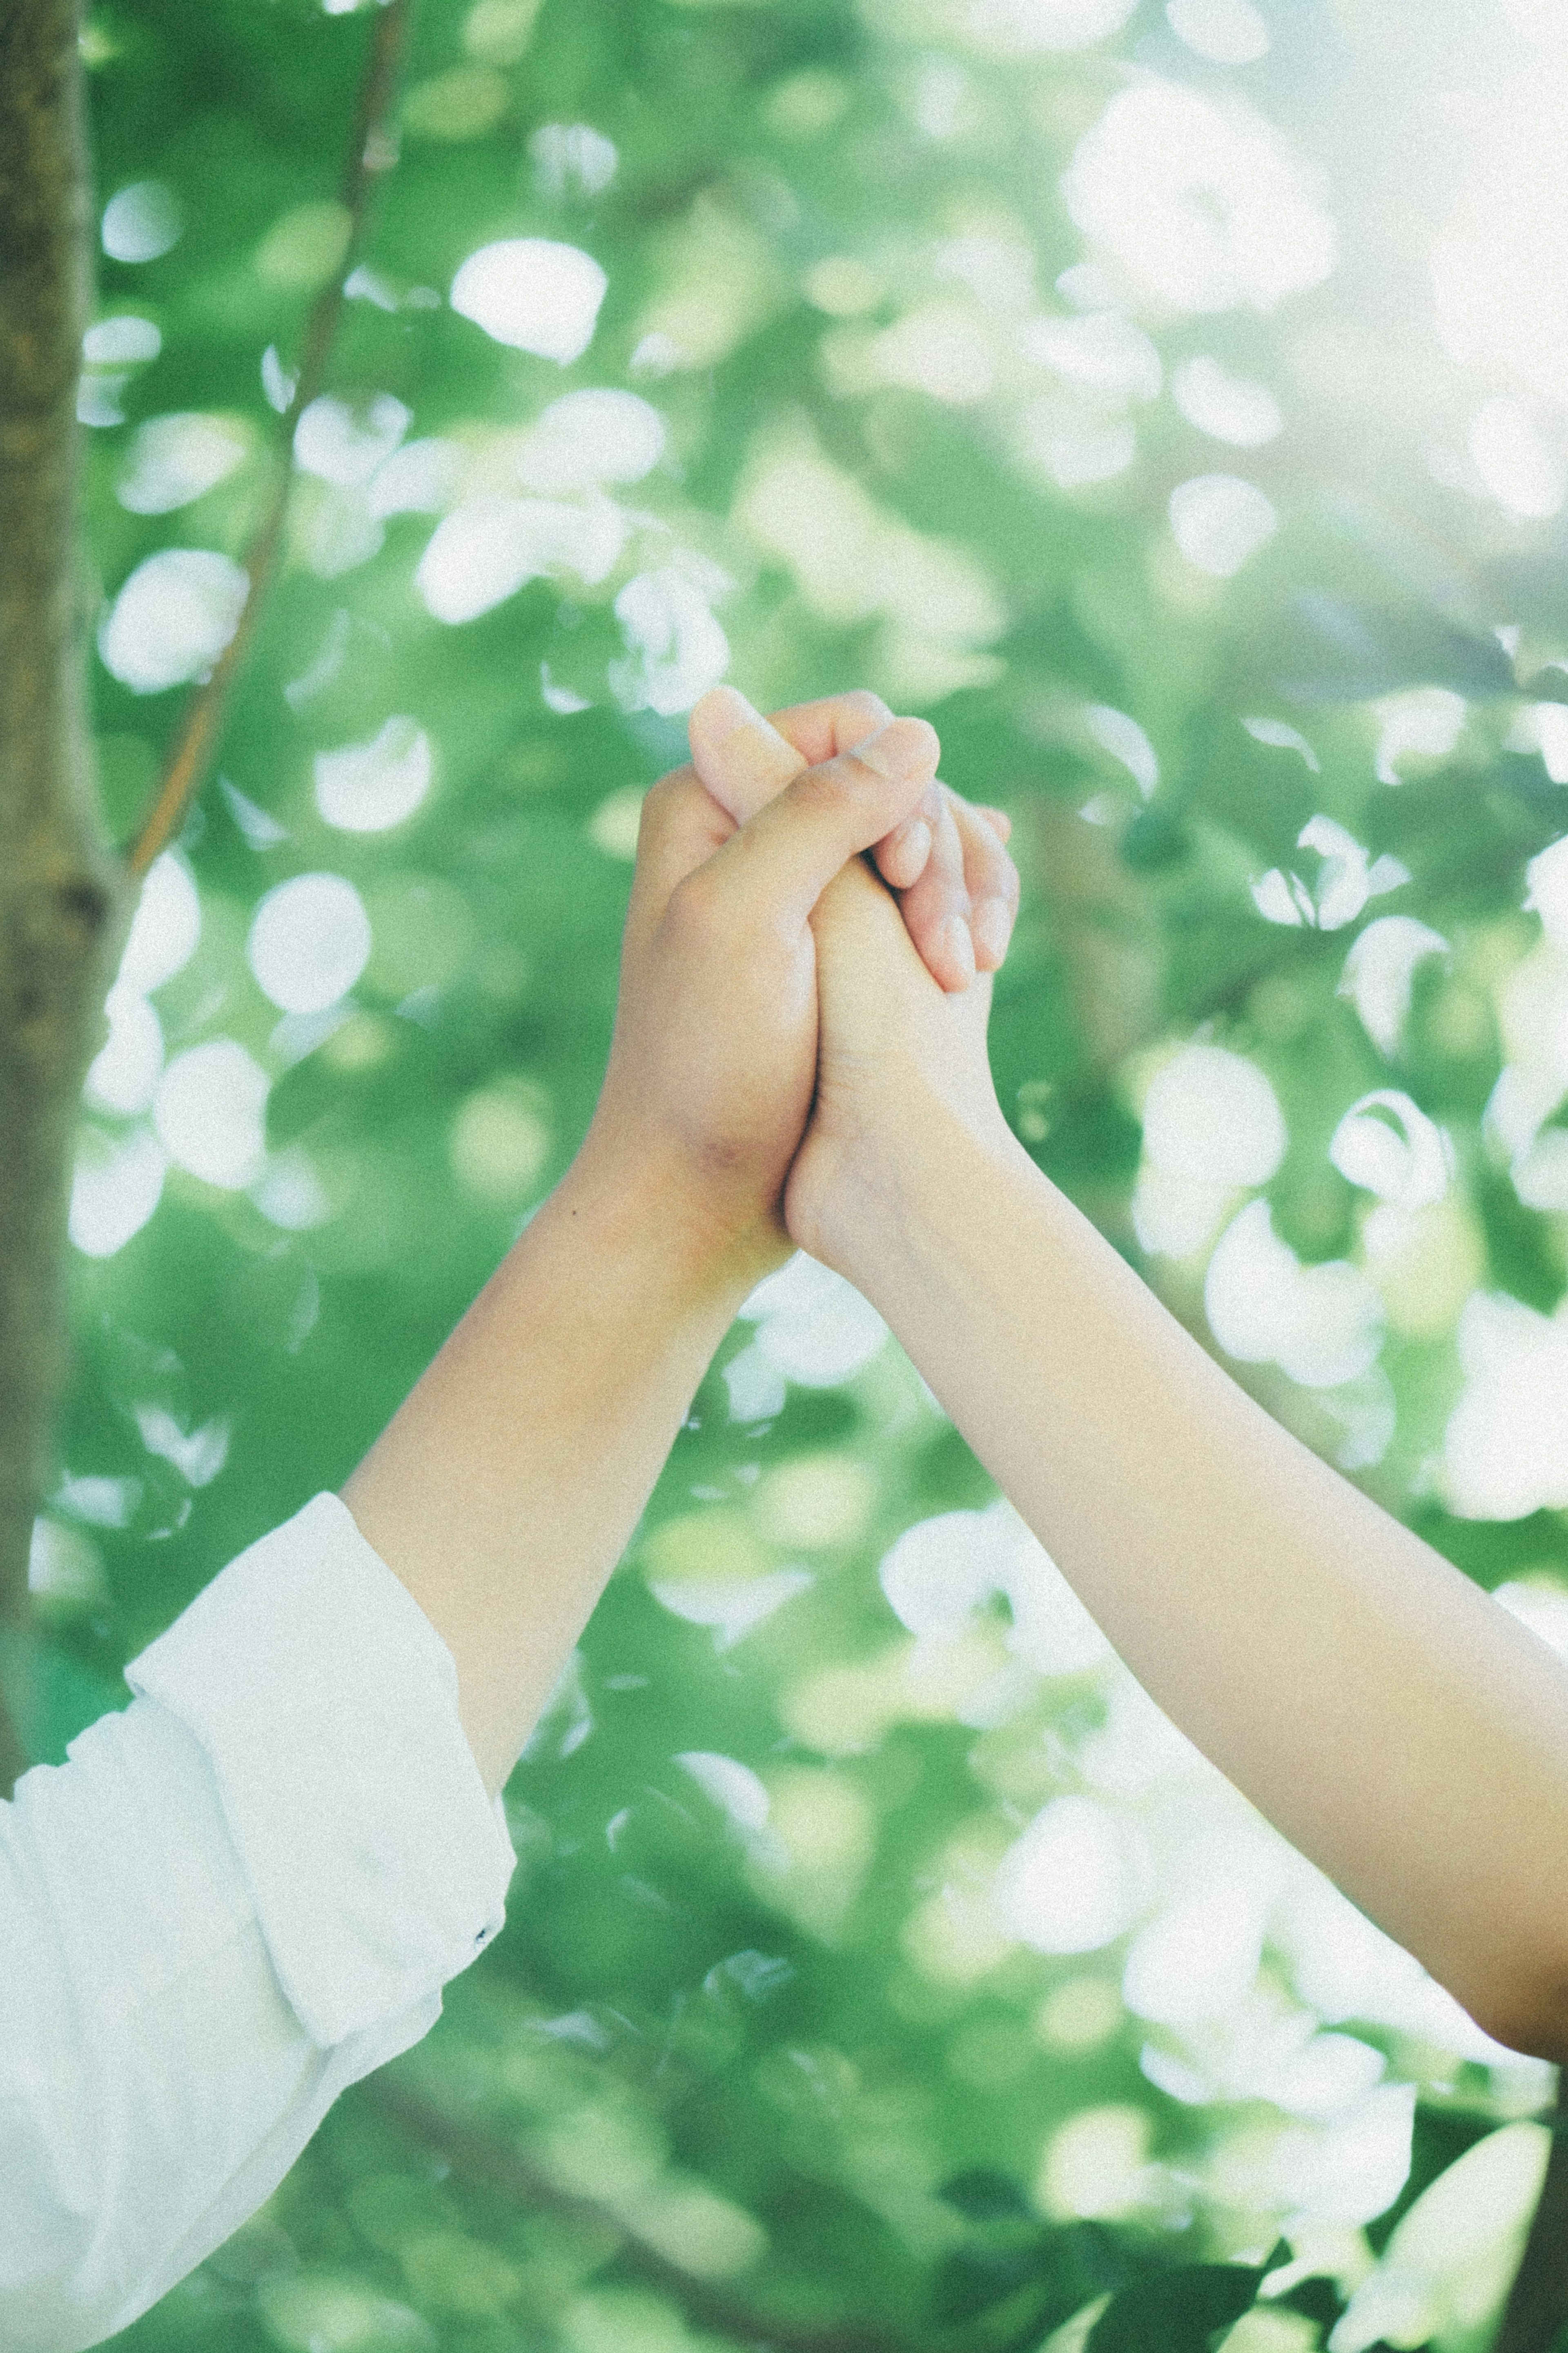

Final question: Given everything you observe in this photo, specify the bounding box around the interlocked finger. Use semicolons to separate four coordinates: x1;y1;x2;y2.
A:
888;784;976;992
953;793;1021;970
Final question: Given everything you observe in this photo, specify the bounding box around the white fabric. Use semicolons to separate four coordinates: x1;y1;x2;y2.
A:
0;1493;517;2353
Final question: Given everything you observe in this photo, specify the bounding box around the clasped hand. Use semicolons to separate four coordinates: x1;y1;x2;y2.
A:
576;685;1020;1297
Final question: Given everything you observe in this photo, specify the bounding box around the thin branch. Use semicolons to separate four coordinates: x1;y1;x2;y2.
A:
0;0;124;1799
125;0;414;878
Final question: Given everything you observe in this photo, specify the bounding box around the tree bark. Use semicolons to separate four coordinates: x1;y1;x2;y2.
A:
0;0;123;1800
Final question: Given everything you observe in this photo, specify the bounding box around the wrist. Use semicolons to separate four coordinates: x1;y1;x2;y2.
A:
796;1082;1030;1292
545;1127;788;1323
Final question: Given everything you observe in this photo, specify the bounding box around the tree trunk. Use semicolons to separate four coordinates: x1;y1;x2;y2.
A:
0;0;124;1801
1493;2072;1568;2353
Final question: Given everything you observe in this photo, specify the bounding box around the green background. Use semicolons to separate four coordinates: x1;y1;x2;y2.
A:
24;0;1568;2344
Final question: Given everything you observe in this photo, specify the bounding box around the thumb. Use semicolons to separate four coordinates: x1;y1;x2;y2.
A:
688;685;806;819
693;714;940;943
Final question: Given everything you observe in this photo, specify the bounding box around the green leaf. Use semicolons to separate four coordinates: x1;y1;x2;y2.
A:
931;2241;1054;2326
938;2168;1040;2222
1084;2250;1284;2353
1257;593;1518;703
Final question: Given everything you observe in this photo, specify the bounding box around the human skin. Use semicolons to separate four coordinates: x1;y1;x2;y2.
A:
689;691;1568;2070
341;692;1017;1810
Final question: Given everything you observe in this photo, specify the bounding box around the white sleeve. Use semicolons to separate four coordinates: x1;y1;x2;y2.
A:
0;1493;517;2353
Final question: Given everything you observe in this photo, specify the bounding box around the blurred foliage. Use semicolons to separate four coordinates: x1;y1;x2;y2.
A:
25;0;1568;2344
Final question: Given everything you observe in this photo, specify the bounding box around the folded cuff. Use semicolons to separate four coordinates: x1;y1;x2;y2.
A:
125;1493;516;2048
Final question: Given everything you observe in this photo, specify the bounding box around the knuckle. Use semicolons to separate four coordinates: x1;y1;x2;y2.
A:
981;844;1021;908
900;716;941;772
797;759;859;815
860;717;938;785
840;687;892;734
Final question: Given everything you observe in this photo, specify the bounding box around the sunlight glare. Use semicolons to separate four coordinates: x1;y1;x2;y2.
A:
450;238;608;362
314;719;433;832
117;414;251;515
117;852;201;995
247;874;372;1013
154;1041;270;1188
69;1126;166;1257
99;549;249;694
101;180;182;263
1063;83;1336;314
995;1798;1149;1954
1173;355;1283;445
1169;473;1278;577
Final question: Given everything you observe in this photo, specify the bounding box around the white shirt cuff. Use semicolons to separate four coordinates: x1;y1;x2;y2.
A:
124;1493;516;2048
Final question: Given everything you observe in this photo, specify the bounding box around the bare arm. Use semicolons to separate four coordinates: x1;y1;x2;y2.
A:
684;696;1568;2070
823;1102;1568;2062
343;1156;751;1802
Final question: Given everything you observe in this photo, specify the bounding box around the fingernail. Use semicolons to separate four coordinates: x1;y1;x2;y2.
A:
973;897;1011;963
693;684;766;749
895;817;931;874
856;716;939;781
940;914;976;987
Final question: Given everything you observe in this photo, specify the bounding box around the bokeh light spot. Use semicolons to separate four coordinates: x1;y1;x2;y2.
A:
294;393;410;486
101;181;182;263
1205;1200;1384;1389
117;413;252;515
1173;355;1283;445
737;1252;888;1388
1169;473;1278;577
118;851;202;995
1467;395;1565;520
1037;2105;1154;2221
1027;310;1161;400
314;719;433;832
416;497;626;623
966;0;1138;54
98;549;249;694
611;569;731;716
84;314;162;364
248;874;373;1013
450;1078;552;1204
530;122;619;196
402;63;509;140
450;238;607;361
1140;1044;1286;1186
514;390;666;492
1064;83;1336;314
69;1126;166;1257
995;1798;1148;1954
154;1041;270;1188
255;201;352;290
85;985;164;1116
588;787;646;860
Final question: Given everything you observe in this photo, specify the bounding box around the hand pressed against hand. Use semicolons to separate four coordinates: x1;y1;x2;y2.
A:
685;687;1020;1271
576;697;942;1291
689;685;1018;993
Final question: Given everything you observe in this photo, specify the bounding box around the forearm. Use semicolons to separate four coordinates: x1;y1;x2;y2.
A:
342;1149;756;1801
832;1109;1568;2059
